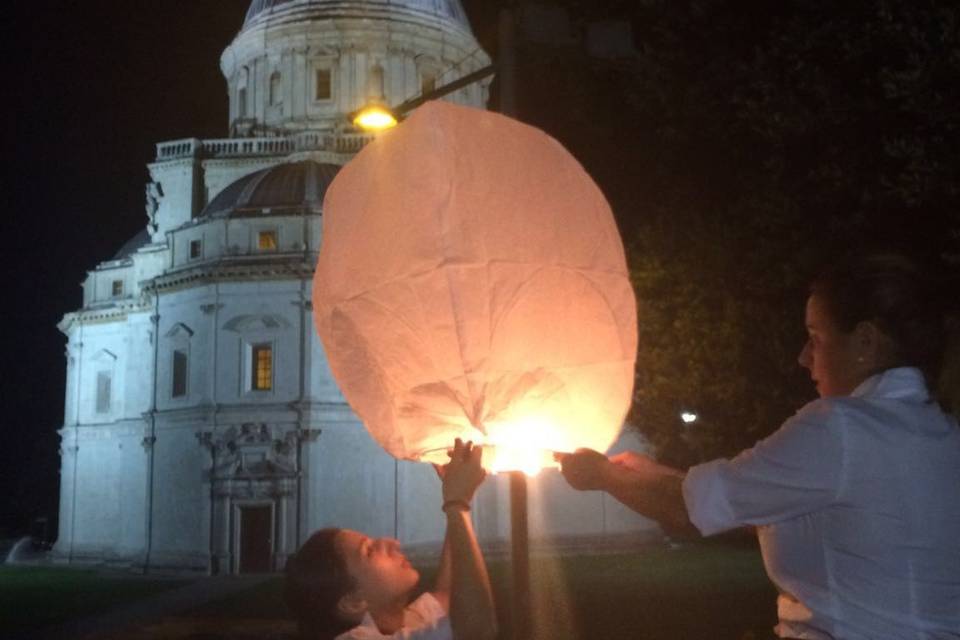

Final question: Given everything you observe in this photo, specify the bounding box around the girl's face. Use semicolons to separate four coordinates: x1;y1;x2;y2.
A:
798;294;867;398
337;529;420;610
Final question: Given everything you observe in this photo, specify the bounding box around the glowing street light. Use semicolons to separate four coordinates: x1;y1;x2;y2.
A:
681;411;699;424
352;101;398;131
351;62;499;132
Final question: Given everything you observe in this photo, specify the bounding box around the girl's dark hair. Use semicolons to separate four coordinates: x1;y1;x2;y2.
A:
284;528;358;640
809;254;947;388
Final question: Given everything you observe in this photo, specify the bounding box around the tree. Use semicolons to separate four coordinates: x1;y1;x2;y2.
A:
512;0;960;463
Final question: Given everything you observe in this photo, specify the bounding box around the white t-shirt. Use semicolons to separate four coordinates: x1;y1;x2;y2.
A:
683;367;960;639
335;592;451;640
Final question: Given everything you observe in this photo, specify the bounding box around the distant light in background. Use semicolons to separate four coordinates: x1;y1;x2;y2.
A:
681;411;699;424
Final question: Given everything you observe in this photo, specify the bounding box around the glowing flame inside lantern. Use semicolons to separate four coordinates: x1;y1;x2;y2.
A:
487;444;557;477
483;415;564;476
421;415;567;477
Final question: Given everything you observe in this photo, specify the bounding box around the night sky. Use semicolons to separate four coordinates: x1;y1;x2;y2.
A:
3;1;956;534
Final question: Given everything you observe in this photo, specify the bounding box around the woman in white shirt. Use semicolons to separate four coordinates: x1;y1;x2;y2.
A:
285;439;497;640
557;254;960;639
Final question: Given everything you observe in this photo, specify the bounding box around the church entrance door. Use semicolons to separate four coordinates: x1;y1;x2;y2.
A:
239;505;273;573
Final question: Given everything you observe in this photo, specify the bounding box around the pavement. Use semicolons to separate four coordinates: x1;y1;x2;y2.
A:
13;573;279;640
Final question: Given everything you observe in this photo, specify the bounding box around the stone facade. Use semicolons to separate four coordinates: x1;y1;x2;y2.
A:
54;0;659;574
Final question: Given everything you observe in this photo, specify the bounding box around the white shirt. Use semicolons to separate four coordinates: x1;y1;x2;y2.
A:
683;368;960;639
335;592;451;640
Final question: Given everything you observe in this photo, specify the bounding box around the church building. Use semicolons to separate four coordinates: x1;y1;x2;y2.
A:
55;0;657;574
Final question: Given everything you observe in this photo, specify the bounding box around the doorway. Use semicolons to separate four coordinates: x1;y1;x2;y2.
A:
239;505;273;573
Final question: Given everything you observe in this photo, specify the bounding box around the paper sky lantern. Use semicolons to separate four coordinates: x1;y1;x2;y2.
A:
313;101;637;475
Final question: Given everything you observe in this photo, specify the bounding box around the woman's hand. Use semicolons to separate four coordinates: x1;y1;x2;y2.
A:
442;438;486;505
609;451;685;480
554;448;613;491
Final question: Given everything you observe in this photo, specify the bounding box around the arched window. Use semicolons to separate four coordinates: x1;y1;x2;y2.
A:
238;67;250;118
315;67;332;101
421;72;436;97
166;323;194;400
91;349;118;415
367;64;385;101
269;71;283;106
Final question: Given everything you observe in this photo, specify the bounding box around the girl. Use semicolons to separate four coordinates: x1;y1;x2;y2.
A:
285;439;497;640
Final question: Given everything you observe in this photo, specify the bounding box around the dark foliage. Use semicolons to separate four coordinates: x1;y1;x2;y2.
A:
508;0;960;464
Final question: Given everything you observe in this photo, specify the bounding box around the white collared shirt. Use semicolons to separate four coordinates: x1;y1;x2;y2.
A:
335;592;451;640
684;368;960;639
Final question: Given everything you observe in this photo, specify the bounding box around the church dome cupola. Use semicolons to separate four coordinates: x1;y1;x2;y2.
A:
242;0;474;35
221;0;490;137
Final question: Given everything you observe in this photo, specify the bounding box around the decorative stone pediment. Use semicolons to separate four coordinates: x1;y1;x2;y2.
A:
222;314;291;333
165;322;195;339
91;349;118;364
197;423;316;482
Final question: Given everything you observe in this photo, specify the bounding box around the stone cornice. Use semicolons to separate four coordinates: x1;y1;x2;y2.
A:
145;257;316;294
59;300;154;333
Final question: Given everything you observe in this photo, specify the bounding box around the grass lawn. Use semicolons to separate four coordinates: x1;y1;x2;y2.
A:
0;566;191;634
187;539;779;640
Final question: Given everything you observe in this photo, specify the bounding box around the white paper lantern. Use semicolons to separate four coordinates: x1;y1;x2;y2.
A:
313;101;637;474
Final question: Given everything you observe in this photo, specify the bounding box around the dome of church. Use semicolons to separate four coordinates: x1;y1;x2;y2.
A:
202;160;342;218
242;0;473;34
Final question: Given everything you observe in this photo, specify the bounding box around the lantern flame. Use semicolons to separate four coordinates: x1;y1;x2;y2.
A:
487;445;556;477
484;414;564;476
420;415;567;476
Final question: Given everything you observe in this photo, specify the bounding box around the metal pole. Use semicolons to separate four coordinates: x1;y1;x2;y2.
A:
498;7;529;639
509;471;531;640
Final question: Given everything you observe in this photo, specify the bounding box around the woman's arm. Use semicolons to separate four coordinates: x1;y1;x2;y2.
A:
557;449;699;537
440;440;497;640
431;523;452;611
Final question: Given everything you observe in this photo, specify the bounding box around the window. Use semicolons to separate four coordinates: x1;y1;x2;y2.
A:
269;72;283;106
112;280;124;297
238;67;249;118
96;371;112;414
251;344;273;391
315;68;332;101
238;88;248;117
189;239;203;260
172;350;188;398
421;74;436;97
258;230;278;251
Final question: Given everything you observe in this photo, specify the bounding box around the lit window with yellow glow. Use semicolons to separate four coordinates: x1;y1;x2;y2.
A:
251;344;273;391
258;230;278;251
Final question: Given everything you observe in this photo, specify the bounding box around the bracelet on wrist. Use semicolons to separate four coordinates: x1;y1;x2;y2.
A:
442;499;471;513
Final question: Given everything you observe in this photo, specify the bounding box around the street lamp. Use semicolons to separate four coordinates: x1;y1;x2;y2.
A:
352;100;398;131
350;63;499;131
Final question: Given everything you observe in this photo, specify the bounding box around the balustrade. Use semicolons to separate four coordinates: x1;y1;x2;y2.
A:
155;131;374;161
